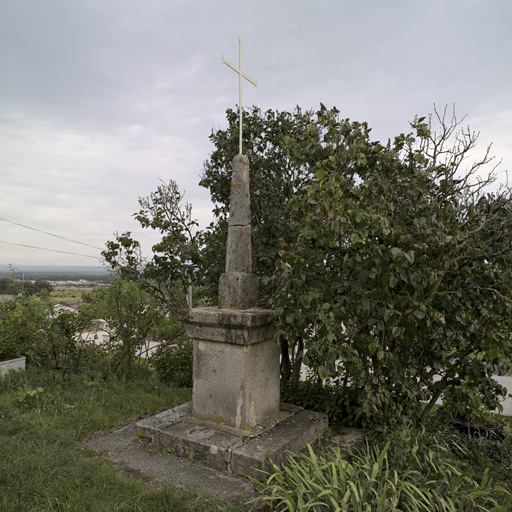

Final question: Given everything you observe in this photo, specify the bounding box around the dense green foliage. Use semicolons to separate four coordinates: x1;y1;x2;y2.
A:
0;277;188;381
253;424;512;511
0;367;248;512
270;107;512;424
153;337;193;388
0;276;53;296
82;276;185;377
281;380;362;426
0;295;96;369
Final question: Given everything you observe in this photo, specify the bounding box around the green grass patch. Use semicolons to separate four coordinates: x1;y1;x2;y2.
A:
0;367;249;512
50;289;84;304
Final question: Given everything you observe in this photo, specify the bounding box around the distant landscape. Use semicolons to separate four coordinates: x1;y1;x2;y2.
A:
0;264;110;282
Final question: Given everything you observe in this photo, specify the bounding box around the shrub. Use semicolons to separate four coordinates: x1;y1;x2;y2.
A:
0;337;21;362
0;295;110;376
153;337;193;388
281;380;363;427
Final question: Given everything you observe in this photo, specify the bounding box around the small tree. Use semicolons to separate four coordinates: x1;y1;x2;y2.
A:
83;276;184;377
103;181;203;313
0;295;98;373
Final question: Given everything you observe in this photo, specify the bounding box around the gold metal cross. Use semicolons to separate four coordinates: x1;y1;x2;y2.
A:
222;38;257;155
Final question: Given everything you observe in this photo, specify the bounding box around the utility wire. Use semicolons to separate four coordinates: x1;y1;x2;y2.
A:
0;217;103;250
0;240;100;259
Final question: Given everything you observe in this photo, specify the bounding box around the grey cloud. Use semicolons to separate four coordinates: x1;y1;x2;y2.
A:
0;0;510;265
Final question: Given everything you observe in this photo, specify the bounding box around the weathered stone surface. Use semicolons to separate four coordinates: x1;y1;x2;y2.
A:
225;225;252;273
218;272;258;310
228;155;251;227
132;402;328;481
183;315;273;346
218;154;258;309
231;409;328;481
134;402;191;444
181;307;279;434
179;307;274;345
159;423;244;473
189;402;303;438
180;307;279;432
192;336;280;431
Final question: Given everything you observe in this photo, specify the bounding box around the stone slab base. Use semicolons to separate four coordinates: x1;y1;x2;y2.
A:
135;401;328;481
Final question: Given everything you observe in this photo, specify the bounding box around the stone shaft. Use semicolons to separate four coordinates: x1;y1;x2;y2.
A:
218;154;258;309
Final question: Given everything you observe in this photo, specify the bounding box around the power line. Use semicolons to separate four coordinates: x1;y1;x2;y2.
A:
0;240;100;259
0;217;103;250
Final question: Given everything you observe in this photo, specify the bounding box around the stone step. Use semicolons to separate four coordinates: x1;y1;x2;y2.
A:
135;401;328;481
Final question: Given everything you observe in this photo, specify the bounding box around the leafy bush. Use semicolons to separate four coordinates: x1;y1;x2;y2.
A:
0;276;53;296
281;380;363;427
82;276;187;378
153;337;193;388
253;433;512;511
0;295;110;376
441;375;507;423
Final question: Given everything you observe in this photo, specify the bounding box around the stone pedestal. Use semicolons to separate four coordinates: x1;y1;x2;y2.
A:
179;307;280;434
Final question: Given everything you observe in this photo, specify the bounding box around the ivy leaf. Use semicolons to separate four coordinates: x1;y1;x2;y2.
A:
390;247;402;260
315;169;327;181
317;366;328;381
413;309;425;320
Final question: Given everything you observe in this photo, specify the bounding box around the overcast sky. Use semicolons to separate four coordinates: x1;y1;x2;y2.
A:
1;0;510;269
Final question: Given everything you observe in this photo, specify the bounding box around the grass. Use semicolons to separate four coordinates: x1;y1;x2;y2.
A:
3;366;512;511
50;289;84;305
0;367;251;512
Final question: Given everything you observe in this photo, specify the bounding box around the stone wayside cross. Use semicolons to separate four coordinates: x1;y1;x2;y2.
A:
141;40;327;477
180;149;278;431
217;38;258;310
178;39;280;433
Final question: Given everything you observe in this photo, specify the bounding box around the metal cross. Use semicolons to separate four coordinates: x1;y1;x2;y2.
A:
221;38;257;155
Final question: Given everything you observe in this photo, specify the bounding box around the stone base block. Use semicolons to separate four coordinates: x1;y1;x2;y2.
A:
192;336;280;432
179;307;280;433
135;401;328;481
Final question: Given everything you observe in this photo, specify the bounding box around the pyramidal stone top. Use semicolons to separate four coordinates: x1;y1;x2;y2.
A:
218;154;258;309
